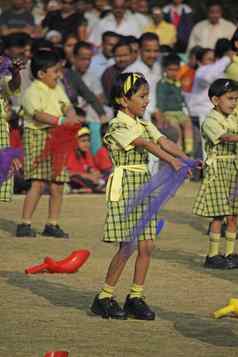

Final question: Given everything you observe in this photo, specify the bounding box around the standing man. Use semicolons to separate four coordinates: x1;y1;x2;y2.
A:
187;1;236;51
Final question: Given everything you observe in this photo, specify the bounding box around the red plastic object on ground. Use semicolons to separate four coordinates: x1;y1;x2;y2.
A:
25;250;90;274
44;352;69;357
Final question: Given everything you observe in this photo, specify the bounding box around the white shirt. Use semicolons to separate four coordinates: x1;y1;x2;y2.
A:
89;52;114;80
125;58;162;120
132;12;150;32
89;12;142;47
187;18;236;51
78;69;113;122
186;56;231;117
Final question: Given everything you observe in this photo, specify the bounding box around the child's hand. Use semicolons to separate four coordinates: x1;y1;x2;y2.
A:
11;57;26;73
170;158;183;172
11;158;22;171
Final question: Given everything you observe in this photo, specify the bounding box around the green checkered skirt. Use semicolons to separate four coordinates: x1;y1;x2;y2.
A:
193;139;238;217
103;147;157;243
23;128;69;183
0;117;13;201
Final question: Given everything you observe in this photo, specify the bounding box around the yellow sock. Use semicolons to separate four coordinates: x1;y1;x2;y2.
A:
225;231;236;256
184;137;193;155
129;283;144;299
208;233;220;257
98;283;114;300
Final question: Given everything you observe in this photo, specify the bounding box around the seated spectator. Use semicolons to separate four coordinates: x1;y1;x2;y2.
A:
0;0;35;36
144;5;177;48
67;127;106;193
226;29;238;80
89;31;120;80
42;0;87;39
128;0;150;32
89;0;141;47
74;40;114;153
124;35;139;64
125;32;162;122
187;40;233;127
187;1;236;51
101;39;133;104
156;54;193;155
163;0;193;52
63;33;78;68
176;46;201;93
85;0;111;36
94;123;112;180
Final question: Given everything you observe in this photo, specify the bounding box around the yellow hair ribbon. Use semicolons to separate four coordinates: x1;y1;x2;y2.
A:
123;73;142;94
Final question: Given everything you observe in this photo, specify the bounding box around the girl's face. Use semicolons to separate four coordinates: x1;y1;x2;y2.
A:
212;91;238;116
201;50;214;65
123;84;149;118
77;135;90;151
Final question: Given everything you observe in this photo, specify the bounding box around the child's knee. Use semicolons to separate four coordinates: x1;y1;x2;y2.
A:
31;180;45;193
139;240;155;257
50;182;64;195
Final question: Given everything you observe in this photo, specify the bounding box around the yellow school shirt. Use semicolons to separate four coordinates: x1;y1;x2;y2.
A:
104;110;164;151
22;80;70;130
144;20;177;47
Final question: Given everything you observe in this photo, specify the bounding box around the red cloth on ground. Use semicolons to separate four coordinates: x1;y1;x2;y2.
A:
67;149;97;175
94;146;112;172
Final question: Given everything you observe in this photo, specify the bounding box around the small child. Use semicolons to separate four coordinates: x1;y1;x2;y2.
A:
193;79;238;269
91;72;191;320
16;50;79;238
67;127;106;193
156;54;193;155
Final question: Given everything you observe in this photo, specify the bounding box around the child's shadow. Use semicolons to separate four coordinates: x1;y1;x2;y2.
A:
153;249;238;284
0;218;17;235
161;208;208;235
155;308;238;347
0;271;94;311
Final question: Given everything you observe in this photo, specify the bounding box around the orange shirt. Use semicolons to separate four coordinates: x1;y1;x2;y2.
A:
177;64;195;93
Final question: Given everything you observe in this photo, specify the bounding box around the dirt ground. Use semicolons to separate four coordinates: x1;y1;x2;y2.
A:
1;182;238;357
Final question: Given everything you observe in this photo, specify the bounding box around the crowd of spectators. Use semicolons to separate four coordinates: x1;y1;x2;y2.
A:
1;0;238;193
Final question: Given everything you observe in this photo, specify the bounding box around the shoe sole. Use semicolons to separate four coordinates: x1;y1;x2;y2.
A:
90;309;127;320
41;233;69;239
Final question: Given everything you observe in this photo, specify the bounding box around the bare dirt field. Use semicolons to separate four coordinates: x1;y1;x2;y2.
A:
1;182;238;357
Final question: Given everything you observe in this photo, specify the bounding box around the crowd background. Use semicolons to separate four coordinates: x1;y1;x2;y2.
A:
0;0;238;195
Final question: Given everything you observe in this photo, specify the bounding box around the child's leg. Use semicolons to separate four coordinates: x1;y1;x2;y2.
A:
48;182;64;224
129;239;155;298
99;242;134;299
181;119;193;155
208;217;223;257
124;239;156;320
225;215;237;256
22;180;45;223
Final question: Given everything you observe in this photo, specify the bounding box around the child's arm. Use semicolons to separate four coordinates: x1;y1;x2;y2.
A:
158;136;188;160
220;135;238;142
132;137;184;171
34;109;79;126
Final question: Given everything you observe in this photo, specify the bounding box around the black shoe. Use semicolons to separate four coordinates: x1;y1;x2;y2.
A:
91;294;127;319
42;224;69;238
124;295;155;320
204;255;232;269
16;223;37;238
225;254;238;268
